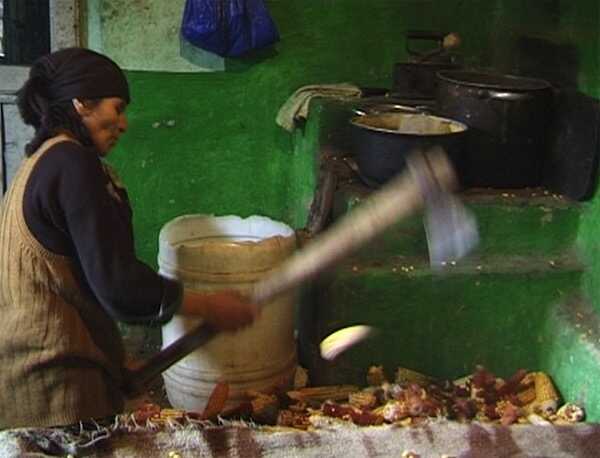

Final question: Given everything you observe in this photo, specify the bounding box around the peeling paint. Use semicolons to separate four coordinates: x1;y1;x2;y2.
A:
86;0;224;71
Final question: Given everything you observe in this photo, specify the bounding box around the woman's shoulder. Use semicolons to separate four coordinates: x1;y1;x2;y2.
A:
39;140;103;176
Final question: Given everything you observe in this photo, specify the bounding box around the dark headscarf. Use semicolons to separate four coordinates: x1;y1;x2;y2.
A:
18;48;130;155
33;47;130;104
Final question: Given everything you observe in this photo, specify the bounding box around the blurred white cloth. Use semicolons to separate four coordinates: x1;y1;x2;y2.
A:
276;83;362;132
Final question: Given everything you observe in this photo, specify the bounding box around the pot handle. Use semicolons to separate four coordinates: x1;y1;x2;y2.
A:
406;30;446;58
407;30;448;41
406;31;461;60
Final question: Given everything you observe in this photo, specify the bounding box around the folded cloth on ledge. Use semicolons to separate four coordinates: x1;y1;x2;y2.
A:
276;83;363;132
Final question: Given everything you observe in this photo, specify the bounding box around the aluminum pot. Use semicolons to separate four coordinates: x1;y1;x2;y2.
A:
349;110;468;187
436;70;553;188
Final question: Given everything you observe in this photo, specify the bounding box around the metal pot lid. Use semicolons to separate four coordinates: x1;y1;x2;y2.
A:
437;70;551;91
350;112;468;136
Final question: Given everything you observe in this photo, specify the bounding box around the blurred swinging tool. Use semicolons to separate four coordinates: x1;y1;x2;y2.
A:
122;147;479;394
412;148;479;268
320;147;479;360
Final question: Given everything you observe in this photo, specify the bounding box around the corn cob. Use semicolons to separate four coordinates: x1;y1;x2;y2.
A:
556;403;585;423
371;404;387;417
522;372;560;416
395;367;435;386
160;408;186;417
382;400;409;422
534;372;558;398
516;373;537;406
453;375;471;388
348;391;378;410
146;408;187;425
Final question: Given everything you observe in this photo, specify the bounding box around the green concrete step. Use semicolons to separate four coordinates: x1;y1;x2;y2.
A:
298;251;585;388
298;98;599;421
332;183;582;260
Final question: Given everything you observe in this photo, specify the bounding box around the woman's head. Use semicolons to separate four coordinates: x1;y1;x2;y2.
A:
17;47;130;156
72;96;128;156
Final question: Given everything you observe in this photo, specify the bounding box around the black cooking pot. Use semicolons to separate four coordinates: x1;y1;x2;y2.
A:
436;70;553;188
393;62;460;99
392;30;462;99
349;110;469;187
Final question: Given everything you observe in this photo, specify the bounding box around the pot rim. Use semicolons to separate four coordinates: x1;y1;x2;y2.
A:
350;112;468;136
353;103;420;116
394;61;461;68
436;70;551;91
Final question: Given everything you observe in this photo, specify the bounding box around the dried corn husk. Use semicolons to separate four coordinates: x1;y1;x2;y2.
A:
202;381;230;420
395;367;436;386
294;366;310;389
348;391;378;410
146;408;187;425
249;392;279;425
516;376;536;406
367;366;387;386
287;385;359;403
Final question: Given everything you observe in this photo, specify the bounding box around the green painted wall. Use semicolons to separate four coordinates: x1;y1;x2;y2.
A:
96;0;599;268
94;1;600;416
103;0;413;267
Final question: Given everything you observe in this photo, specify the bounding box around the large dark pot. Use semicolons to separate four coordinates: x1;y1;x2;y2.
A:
393;62;460;99
436;70;553;188
392;30;462;99
349;110;468;187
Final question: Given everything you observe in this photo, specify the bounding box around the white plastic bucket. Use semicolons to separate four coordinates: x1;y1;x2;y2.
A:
158;214;298;413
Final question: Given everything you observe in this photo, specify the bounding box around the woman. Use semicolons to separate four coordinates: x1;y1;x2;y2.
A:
0;47;258;429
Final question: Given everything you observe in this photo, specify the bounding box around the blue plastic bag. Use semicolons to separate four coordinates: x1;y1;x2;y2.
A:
181;0;280;57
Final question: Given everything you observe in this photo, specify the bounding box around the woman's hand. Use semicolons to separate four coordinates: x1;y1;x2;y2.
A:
179;289;260;332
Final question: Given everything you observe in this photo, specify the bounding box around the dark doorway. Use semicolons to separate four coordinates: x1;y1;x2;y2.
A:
0;0;50;66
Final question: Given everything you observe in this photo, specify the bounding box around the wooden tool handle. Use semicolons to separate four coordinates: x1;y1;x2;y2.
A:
250;151;456;303
122;324;217;397
122;150;456;397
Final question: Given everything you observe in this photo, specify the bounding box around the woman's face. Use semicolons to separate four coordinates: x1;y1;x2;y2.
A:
75;97;128;156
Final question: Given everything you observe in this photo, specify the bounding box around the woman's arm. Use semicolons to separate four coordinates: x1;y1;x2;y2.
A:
178;289;259;332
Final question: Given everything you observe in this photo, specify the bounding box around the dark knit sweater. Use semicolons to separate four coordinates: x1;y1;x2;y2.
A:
0;136;181;428
24;139;181;323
